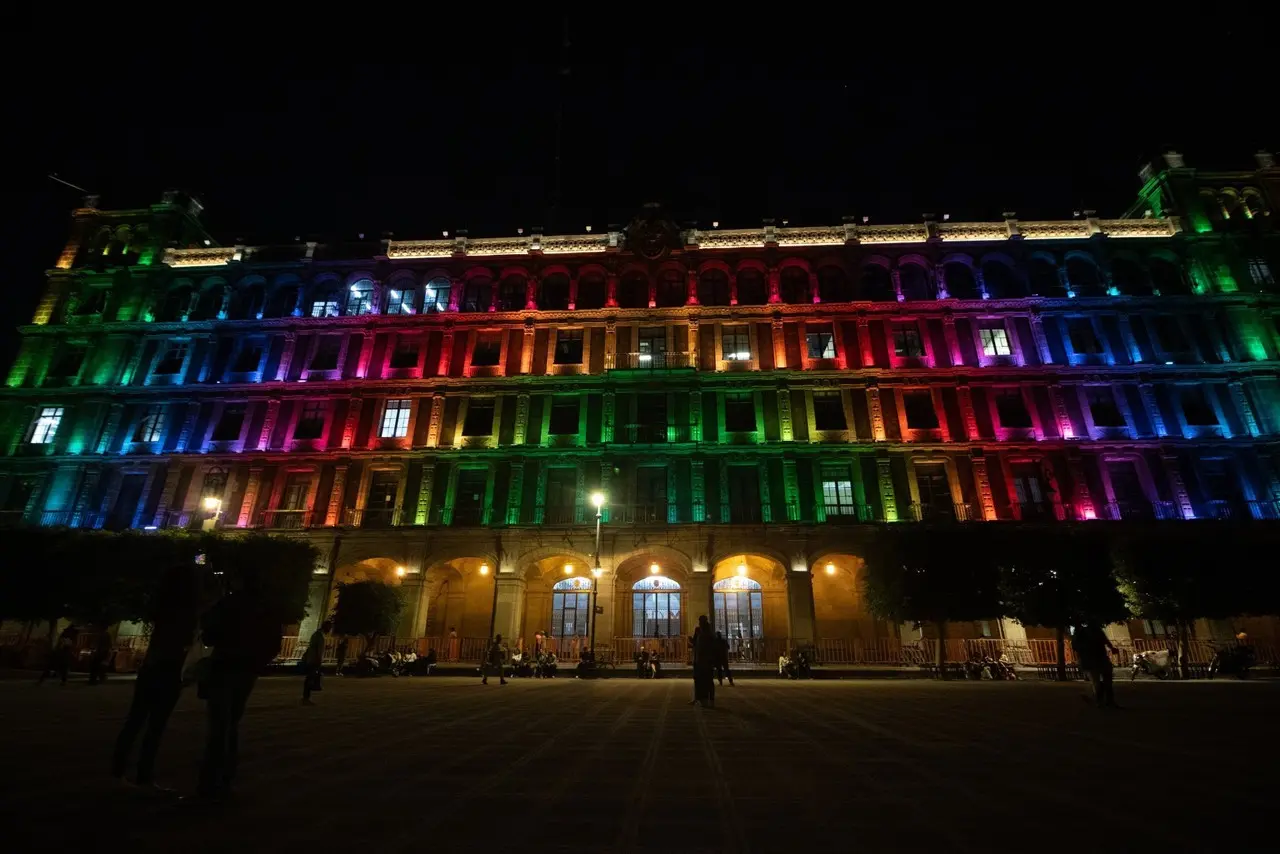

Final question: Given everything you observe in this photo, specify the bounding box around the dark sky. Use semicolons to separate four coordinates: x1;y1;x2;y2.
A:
3;13;1272;356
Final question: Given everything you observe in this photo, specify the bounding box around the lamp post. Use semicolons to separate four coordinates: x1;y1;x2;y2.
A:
201;496;223;532
590;491;606;653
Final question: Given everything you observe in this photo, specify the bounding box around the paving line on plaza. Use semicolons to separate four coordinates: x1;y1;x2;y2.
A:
693;694;750;854
611;681;673;854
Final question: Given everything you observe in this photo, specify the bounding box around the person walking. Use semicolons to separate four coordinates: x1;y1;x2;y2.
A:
301;621;329;705
481;634;508;685
38;623;78;686
1072;622;1119;709
334;635;349;676
714;631;734;687
194;569;283;800
691;615;717;707
447;627;459;662
88;628;114;686
111;564;201;789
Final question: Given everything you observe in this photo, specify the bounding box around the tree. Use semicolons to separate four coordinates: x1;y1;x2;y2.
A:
201;533;317;626
997;526;1128;680
331;580;405;648
861;525;1003;672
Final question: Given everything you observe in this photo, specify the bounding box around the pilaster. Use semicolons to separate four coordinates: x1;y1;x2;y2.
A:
942;315;964;366
520;322;535;374
1048;385;1075;439
438;328;455;377
96;403;124;454
341;396;362;449
1029;314;1053;365
875;455;897;521
415;462;436;525
506;460;525;524
771;317;787;369
782;459;800;521
866;386;887;441
237;466;264;527
970;452;997;521
427;394;446;447
325;463;349;527
173;401;201;453
690;458;705;522
1229;381;1260;437
152;464;186;526
1138;383;1167;437
718;459;731;523
786;571;816;645
956;384;980;440
856;317;875;367
511;393;528;446
355;330;376;378
777;388;794;442
1161;453;1194;520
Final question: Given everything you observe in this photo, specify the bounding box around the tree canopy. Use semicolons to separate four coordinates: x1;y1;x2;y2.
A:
997;526;1129;631
331;579;405;644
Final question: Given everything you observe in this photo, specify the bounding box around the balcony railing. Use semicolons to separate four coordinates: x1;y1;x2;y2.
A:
908;502;982;522
615;423;697;444
1097;500;1182;521
821;504;877;523
258;508;312;530
37;510;104;528
607;351;696;371
342;507;402;528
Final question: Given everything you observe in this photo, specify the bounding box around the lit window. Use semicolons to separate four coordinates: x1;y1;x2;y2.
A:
979;325;1011;357
310;299;340;318
805;324;836;359
722;325;750;361
133;405;165;443
471;331;502;367
154;341;189;375
892;324;924;358
345;285;374;316
379;399;412;439
554;329;584;364
821;466;856;516
424;278;451;313
384;288;413;315
1247;258;1274;287
30;406;64;444
295;401;327;440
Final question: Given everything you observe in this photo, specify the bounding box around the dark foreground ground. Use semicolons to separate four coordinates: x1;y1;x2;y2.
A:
4;675;1276;853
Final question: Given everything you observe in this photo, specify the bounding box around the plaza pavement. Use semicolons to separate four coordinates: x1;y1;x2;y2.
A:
3;675;1276;852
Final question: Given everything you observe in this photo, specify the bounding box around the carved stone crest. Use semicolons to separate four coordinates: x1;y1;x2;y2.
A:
624;203;679;261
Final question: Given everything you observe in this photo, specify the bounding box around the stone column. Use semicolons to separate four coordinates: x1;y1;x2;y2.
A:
414;461;436;525
237;466;264;527
437;327;455;377
777;388;794;442
426;395;445;447
152;464;186;527
506;459;524;525
567;275;578;311
325;463;349;527
1029;314;1053;365
942;315;964;367
771;318;787;369
1161;453;1194;520
1229;381;1261;437
1138;382;1167;437
728;273;738;306
1048;385;1075;440
687;388;700;442
173;401;201;453
95;403;124;454
856;317;875;367
767;267;781;304
341;397;362;449
782;459;800;521
956;384;980;440
970;451;997;521
355;331;376;379
686;269;699;305
866;386;887;441
890;268;904;302
258;399;280;450
690;457;706;522
495;577;528;642
513;393;531;445
604;319;617;369
605;273;618;308
1116;315;1143;365
718;460;731;523
786;571;816;646
1065;454;1095;518
876;455;897;521
520;323;535;374
601;391;614;443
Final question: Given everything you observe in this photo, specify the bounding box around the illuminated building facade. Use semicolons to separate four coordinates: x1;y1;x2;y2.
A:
3;151;1278;659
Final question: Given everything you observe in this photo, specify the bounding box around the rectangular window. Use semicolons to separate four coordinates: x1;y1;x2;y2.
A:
722;325;750;361
49;346;87;378
133;405;165;443
812;391;847;430
1180;387;1218;426
545;468;578;521
470;331;502;367
30;406;64;444
345;288;373;316
805;324;836;359
389;338;420;370
821;466;856;517
724;392;756;432
902;390;938;429
2;476;36;512
1248;258;1274;287
892;324;924;358
1152;316;1190;354
1085;387;1125;428
424;280;451;313
461;399;495;436
310;299;340;318
154;341;189;375
554;329;584;364
979;325;1012;357
379;399;412;439
384;288;412;315
296;401;328;440
638;327;667;365
231;344;264;373
993;389;1032;428
549;398;580;435
211;405;246;441
1067;319;1101;355
309;337;342;371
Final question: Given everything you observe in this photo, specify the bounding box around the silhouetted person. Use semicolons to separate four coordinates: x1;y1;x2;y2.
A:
301;620;329;704
482;634;507;685
38;624;78;686
195;571;283;799
88;628;113;685
1072;622;1118;709
448;627;459;661
714;631;734;687
334;636;349;676
111;564;200;788
691;615;717;707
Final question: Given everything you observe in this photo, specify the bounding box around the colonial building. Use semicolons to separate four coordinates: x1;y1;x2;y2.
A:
3;151;1278;662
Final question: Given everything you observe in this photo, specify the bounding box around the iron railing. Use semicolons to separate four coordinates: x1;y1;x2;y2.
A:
608;351;696;371
614;423;697;444
342;507;401;528
258;508;312;529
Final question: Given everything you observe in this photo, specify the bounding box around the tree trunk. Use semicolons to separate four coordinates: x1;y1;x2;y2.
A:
1055;625;1067;682
1176;620;1192;680
935;620;948;679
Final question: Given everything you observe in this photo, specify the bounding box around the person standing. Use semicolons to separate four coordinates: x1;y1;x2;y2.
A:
194;570;283;800
301;621;329;705
447;627;459;662
714;631;734;687
334;635;349;676
481;634;508;685
38;623;78;686
88;628;114;686
111;564;201;789
1072;622;1119;709
691;615;717;707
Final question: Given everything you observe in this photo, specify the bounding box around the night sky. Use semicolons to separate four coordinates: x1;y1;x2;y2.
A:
3;13;1272;358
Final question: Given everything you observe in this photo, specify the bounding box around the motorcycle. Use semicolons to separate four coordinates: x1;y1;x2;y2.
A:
1208;644;1256;680
1131;648;1177;680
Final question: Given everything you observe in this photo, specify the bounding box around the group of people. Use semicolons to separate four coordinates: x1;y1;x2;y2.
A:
689;617;736;706
36;624;116;687
110;562;282;800
777;649;812;679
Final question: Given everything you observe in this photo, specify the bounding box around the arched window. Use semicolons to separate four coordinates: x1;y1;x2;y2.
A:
1149;258;1188;295
1066;257;1103;296
898;263;934;300
631;575;682;638
1028;258;1061;296
618;271;649;309
160;287;192;322
656;269;686;308
577;271;607;310
345;279;375;316
539;273;571;310
461;276;494;313
190;286;222;321
552;576;594;638
424;277;452;313
698;269;730;306
943;263;979;299
981;260;1022;299
859;264;894;301
736;268;767;305
817;266;853;303
713;576;763;648
1110;258;1149;296
498;274;527;312
309;283;342;318
264;285;298;318
779;267;809;304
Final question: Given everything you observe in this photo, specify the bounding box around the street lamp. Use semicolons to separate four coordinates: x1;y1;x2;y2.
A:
201;496;222;531
590;491;606;654
825;561;836;576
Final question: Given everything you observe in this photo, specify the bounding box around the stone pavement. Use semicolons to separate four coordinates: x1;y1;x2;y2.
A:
3;675;1277;852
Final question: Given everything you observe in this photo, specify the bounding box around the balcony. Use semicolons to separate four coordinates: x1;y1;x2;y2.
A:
1015;501;1067;522
821;504;877;523
445;505;485;527
1097;500;1182;521
258;509;312;530
342;507;402;529
615;423;697;444
908;502;982;523
608;351;696;371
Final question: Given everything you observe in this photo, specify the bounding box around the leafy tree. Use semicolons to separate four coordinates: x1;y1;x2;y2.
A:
331;579;405;648
861;525;1003;672
201;532;317;626
997;526;1128;680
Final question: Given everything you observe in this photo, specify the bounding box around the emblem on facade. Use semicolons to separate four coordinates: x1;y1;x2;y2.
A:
624;203;679;261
